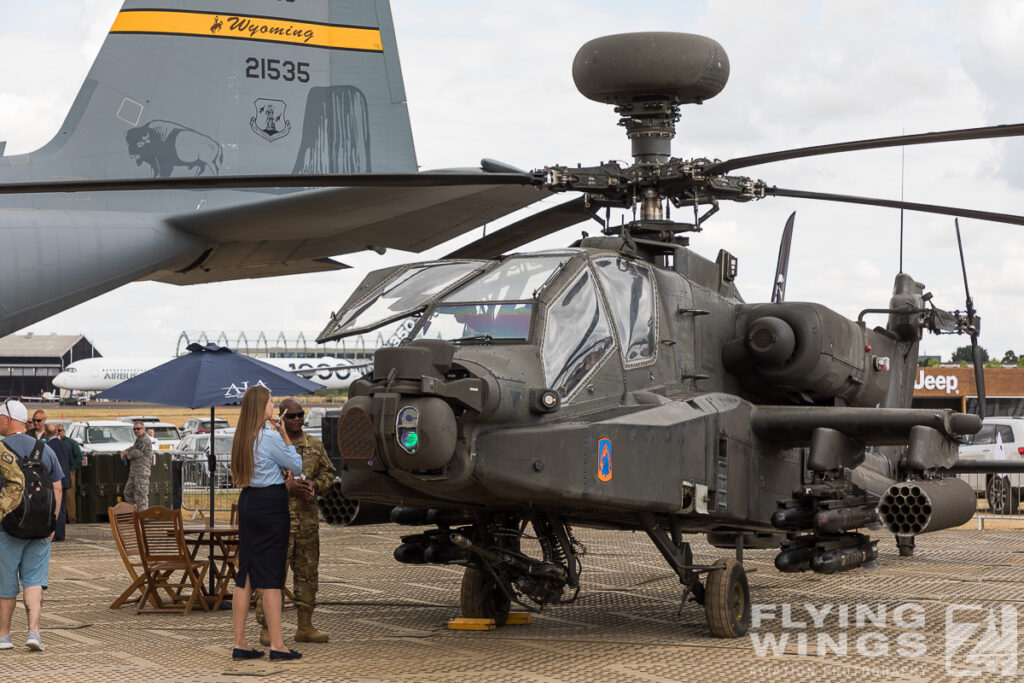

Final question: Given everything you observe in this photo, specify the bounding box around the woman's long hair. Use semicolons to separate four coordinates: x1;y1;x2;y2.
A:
230;385;271;487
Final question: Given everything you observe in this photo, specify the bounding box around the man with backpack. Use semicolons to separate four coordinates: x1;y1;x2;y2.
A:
0;399;62;653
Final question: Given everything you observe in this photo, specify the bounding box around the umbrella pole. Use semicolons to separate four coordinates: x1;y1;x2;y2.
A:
209;406;216;598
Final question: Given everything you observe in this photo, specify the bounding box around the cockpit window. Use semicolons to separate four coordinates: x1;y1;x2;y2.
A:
327;262;481;337
594;257;657;366
542;269;614;400
418;303;533;343
443;256;568;303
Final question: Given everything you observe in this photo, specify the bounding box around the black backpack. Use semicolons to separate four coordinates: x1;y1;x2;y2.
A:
2;440;56;540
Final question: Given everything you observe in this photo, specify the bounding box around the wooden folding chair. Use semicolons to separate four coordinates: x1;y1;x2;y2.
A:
134;506;211;615
108;502;153;609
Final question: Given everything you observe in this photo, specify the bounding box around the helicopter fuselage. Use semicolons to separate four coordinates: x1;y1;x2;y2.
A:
323;237;975;544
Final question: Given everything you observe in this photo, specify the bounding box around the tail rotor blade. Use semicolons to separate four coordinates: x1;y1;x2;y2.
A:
771;212;796;303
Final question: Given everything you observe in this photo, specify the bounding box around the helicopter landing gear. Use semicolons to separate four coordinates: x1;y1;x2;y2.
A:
704;558;751;638
460;566;511;625
896;534;915;557
640;514;751;637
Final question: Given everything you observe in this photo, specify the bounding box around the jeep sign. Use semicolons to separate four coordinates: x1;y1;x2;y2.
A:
914;370;959;395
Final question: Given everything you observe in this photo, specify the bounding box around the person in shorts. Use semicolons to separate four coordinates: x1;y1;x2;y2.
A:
0;399;63;652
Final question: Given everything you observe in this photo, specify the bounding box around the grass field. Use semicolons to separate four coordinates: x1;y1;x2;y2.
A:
41;398;343;428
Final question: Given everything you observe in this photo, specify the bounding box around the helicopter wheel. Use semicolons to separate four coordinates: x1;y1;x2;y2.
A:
704;558;750;638
460;566;511;626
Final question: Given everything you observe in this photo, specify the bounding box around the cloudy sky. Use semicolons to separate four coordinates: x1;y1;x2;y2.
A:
1;0;1022;361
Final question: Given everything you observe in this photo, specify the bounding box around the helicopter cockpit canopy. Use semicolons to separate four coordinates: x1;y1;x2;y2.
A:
318;260;486;340
319;253;576;342
417;255;569;343
318;250;658;400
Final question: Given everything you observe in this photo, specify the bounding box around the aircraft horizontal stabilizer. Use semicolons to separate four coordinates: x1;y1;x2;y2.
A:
144;256;347;286
160;183;547;276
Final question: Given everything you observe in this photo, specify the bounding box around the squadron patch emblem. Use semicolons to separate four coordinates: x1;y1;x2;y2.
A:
250;98;291;141
597;438;612;482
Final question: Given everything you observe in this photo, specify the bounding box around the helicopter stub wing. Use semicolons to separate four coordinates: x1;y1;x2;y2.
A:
150;183;548;285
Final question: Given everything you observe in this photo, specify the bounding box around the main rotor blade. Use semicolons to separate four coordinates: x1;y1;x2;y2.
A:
766;187;1024;226
446;196;600;259
0;171;540;195
705;122;1024;175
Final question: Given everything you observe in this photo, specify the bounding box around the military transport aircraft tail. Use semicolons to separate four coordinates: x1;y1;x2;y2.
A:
0;0;417;201
0;1;546;336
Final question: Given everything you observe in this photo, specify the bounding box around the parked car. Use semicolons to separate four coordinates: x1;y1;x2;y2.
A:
303;407;326;441
304;407;326;429
958;416;1024;514
117;415;161;424
67;420;139;462
146;422;182;451
180;416;231;437
176;429;236;487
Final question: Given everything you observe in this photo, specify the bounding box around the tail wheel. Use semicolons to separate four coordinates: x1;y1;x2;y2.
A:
704;558;750;638
986;476;1020;515
460;566;511;626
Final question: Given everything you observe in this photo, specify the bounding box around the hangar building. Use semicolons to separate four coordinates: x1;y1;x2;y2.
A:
0;333;100;398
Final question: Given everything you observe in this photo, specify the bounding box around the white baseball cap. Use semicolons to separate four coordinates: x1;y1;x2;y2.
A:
0;398;29;423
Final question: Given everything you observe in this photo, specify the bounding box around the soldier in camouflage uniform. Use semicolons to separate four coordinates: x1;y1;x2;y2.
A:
0;443;25;521
121;421;153;510
257;398;336;645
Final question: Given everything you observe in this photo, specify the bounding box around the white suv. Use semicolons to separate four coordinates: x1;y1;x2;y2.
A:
958;417;1024;514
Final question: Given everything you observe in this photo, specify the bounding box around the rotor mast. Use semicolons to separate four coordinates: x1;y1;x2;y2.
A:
569;32;731;228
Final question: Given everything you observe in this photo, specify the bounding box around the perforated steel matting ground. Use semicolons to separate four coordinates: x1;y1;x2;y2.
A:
4;522;1024;681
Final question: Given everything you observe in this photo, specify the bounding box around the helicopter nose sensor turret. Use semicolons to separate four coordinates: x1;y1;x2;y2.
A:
572;32;729;163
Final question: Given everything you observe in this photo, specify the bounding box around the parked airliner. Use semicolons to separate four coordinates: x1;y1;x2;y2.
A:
52;355;371;393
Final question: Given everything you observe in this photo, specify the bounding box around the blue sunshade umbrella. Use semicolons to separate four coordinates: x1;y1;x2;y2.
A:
97;343;323;598
97;343;323;526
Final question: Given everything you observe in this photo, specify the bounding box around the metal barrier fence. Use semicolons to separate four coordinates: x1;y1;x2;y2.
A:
179;455;240;520
956;472;1024;528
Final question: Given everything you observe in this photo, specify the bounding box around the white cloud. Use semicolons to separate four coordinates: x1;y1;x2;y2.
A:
2;0;1023;364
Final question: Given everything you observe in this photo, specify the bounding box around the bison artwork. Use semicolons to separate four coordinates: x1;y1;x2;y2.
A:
125;120;224;177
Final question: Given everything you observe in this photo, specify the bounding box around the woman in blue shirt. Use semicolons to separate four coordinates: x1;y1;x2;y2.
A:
229;385;303;661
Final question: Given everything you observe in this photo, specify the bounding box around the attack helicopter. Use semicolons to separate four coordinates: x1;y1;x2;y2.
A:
4;6;1024;638
312;33;1024;638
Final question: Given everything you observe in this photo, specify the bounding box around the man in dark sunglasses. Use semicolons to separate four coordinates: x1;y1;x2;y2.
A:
256;398;335;646
25;411;46;440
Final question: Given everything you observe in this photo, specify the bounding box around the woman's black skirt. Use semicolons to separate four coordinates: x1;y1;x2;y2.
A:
235;484;289;590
